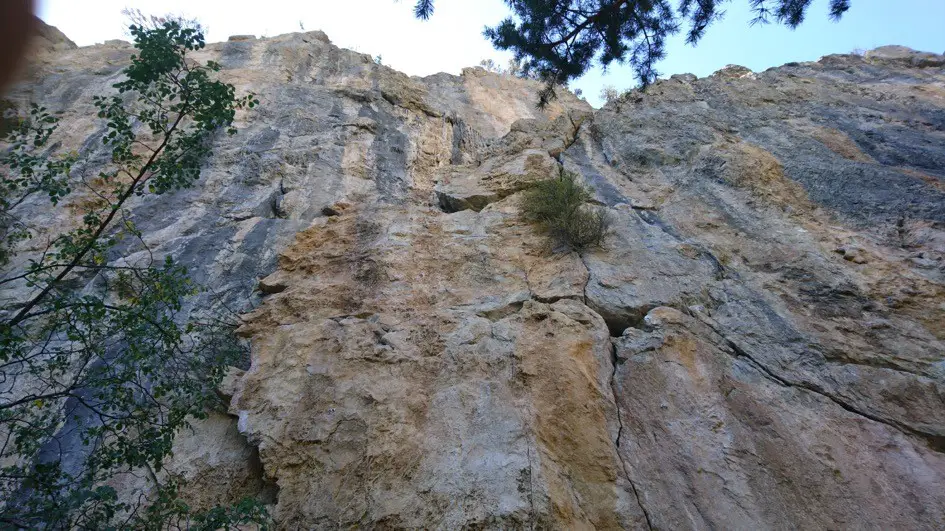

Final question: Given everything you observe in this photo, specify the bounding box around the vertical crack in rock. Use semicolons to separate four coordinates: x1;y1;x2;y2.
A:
607;339;655;531
578;252;591;307
562;112;585;155
524;440;536;530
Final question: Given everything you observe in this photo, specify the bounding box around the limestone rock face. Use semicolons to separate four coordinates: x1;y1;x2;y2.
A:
31;17;77;53
5;31;945;529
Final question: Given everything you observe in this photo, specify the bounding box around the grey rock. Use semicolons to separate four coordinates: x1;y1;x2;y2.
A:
866;45;945;67
5;26;945;529
613;307;945;529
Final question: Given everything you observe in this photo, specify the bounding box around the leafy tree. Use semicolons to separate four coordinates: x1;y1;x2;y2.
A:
120;8;207;37
0;21;267;529
478;57;543;80
479;58;504;73
414;0;852;106
599;85;620;104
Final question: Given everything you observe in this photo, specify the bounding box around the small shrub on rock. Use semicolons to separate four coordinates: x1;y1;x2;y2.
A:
600;85;620;105
521;168;611;249
561;204;611;248
521;168;589;222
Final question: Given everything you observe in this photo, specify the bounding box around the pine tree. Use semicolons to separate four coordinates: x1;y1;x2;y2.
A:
414;0;852;106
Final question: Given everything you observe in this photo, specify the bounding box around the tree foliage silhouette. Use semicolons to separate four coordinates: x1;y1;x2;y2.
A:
413;0;851;106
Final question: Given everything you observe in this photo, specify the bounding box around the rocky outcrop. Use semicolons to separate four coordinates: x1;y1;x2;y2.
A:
31;17;77;53
5;26;945;529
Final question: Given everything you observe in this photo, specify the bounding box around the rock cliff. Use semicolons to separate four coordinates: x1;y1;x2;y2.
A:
5;27;945;529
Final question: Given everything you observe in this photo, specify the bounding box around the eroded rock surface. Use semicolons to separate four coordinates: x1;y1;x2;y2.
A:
5;29;945;529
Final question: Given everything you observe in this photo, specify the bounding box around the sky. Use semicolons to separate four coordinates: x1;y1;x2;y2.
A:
37;0;945;108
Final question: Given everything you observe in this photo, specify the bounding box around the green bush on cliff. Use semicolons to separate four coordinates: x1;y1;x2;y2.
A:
521;168;611;249
0;20;268;529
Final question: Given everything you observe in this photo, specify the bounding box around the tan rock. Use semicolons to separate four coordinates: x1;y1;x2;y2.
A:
865;45;945;67
5;23;945;529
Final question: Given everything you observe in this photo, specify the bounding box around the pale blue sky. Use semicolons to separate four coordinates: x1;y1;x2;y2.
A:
38;0;945;107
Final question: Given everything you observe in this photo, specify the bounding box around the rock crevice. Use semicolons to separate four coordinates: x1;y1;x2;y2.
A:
7;33;945;528
607;339;655;531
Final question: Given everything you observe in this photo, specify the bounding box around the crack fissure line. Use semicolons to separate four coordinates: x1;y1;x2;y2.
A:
551;114;656;526
578;251;591;306
702;316;945;453
525;441;536;531
608;340;655;530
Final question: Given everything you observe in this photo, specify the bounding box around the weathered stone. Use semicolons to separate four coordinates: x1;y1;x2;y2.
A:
230;203;642;527
434;149;559;212
4;30;945;529
32;17;77;52
108;410;277;513
835;244;868;264
866;45;945;67
712;64;754;79
613;307;945;529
